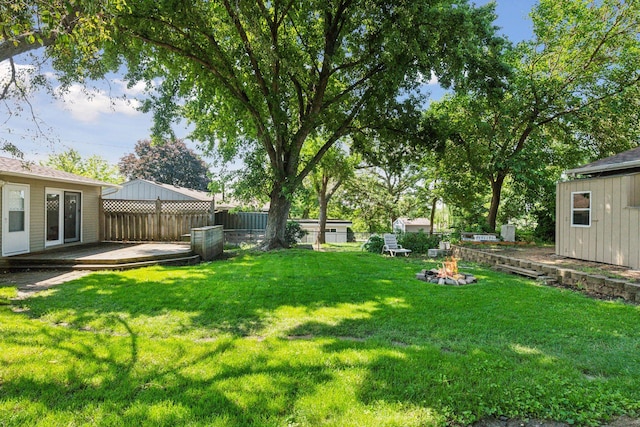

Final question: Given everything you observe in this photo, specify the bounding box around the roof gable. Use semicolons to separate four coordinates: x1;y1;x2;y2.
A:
395;217;431;226
0;156;117;187
102;178;212;201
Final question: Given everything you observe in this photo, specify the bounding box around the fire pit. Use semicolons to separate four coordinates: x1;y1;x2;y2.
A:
416;257;477;285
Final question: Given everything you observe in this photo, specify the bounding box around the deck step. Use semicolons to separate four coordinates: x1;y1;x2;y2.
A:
493;263;545;278
6;251;194;266
5;255;201;272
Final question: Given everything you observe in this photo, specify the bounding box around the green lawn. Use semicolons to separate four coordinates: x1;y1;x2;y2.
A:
1;249;639;426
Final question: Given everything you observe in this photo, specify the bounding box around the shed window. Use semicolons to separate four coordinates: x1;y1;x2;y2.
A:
571;191;591;227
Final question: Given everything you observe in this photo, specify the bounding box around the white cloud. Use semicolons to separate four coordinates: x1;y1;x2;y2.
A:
113;79;149;96
56;84;142;123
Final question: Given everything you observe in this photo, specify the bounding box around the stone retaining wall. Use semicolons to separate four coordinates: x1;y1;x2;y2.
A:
452;245;640;303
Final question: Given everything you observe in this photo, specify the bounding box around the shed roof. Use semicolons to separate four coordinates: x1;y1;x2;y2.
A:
566;146;640;177
395;217;431;226
0;156;117;187
139;179;212;201
102;178;212;201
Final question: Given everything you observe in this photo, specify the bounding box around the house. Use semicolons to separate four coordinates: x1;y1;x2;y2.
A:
102;178;213;201
392;217;432;234
0;156;117;258
556;146;640;268
295;219;353;243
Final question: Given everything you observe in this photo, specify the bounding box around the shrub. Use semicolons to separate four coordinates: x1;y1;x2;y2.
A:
285;221;308;246
398;231;441;254
346;227;355;243
363;235;385;254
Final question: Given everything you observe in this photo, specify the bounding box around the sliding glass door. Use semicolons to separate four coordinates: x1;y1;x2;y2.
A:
64;192;81;243
46;189;81;246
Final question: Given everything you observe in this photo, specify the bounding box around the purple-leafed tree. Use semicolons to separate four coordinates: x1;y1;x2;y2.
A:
119;139;210;191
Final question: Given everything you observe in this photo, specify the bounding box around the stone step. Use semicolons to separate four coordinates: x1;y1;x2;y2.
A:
494;263;545;278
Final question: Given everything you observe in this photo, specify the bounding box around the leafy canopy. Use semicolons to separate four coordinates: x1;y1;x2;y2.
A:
119;139;211;191
41;149;123;184
95;0;502;248
423;0;640;232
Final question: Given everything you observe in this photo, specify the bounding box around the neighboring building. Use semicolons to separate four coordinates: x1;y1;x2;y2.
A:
392;217;432;234
557;146;640;269
0;156;117;258
295;219;353;243
102;178;213;201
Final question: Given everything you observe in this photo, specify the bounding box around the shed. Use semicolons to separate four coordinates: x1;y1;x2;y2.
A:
556;146;640;268
0;156;117;258
102;178;212;201
295;219;353;243
392;217;432;234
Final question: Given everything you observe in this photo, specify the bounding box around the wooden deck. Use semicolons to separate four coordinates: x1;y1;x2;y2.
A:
4;242;200;271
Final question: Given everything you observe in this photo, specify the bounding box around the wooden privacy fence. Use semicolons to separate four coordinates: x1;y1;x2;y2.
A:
100;198;215;242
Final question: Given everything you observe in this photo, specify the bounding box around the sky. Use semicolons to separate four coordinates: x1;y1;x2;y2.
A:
1;0;537;167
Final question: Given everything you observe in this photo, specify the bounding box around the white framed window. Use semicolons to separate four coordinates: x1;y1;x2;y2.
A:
571;191;591;227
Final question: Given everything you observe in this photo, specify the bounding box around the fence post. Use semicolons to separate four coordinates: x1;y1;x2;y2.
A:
156;197;162;240
99;197;105;241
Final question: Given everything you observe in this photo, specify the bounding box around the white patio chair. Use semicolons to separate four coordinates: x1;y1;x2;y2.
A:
382;234;412;257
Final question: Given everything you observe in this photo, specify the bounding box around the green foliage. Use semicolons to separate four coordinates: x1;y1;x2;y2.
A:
284;221;307;246
424;0;640;231
398;231;442;254
515;229;537;244
346;227;355;243
119;139;210;191
363;235;385;254
41;149;123;184
91;0;503;248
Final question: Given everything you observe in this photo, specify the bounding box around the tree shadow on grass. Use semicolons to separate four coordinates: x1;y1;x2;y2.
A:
3;251;640;424
1;306;337;425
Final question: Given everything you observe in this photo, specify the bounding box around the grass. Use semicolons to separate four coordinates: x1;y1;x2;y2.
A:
1;248;640;426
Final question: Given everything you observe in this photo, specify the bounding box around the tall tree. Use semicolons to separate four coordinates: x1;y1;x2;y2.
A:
344;164;422;233
75;0;503;249
41;149;123;183
119;139;211;191
425;0;640;231
304;141;356;245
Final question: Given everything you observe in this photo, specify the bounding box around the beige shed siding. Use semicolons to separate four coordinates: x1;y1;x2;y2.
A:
0;174;102;255
630;174;640;206
557;174;640;269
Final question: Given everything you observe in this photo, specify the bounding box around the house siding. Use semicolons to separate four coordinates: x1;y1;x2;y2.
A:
557;173;640;269
0;174;102;256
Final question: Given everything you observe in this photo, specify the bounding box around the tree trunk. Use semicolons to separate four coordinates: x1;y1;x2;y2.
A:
260;187;292;250
487;173;506;232
429;197;438;236
316;191;328;245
